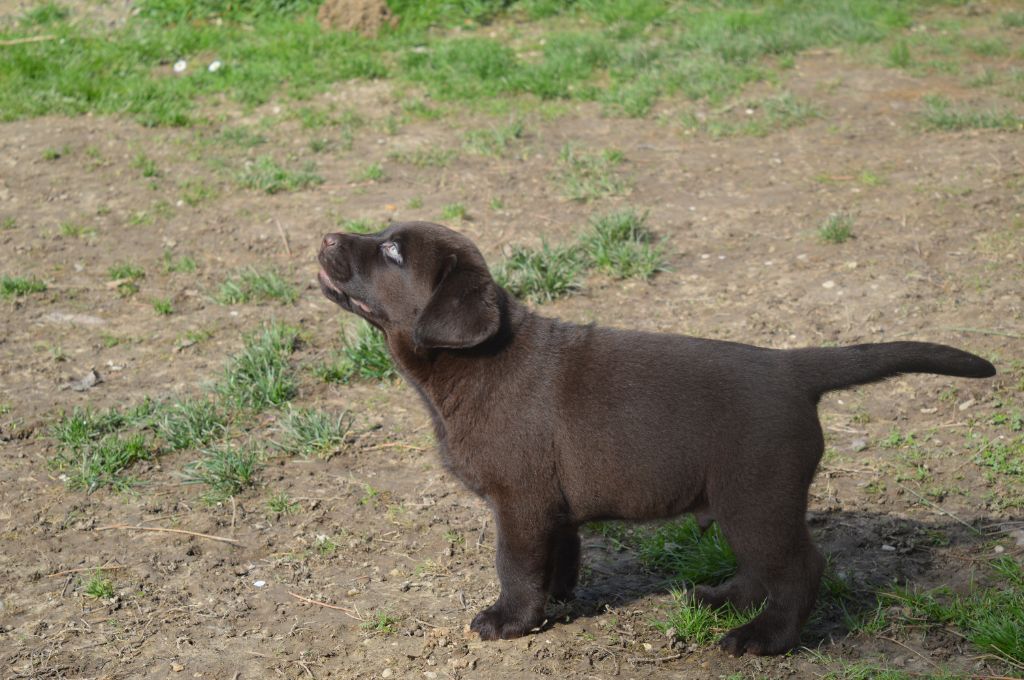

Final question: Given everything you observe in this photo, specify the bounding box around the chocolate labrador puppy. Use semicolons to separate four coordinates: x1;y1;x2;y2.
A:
316;221;995;656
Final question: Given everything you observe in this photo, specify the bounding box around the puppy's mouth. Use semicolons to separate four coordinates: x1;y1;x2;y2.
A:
317;269;373;317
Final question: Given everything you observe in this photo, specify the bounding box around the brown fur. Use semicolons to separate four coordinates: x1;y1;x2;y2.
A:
317;221;995;655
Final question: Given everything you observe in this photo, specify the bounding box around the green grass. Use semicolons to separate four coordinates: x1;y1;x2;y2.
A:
635;516;737;586
464;120;524;156
493;207;664;302
180;178;218;206
922;95;1023;132
973;435;1024;477
558;144;629;202
493;243;583;303
157;398;226;451
267;490;299;514
388;147;456;168
152;298;174;315
887;40;912;68
315;321;396;383
339;218;384;234
216;322;300;410
133;152;160;178
108;263;145;281
440;202;467;220
354;162;384;182
1;275;47;298
274;407;352;458
52;432;152;493
162;250;197;273
1;217;16;230
216;268;298;305
581;209;663;279
182;443;262;501
681;93;819;138
871;556;1024;667
59;222;95;239
360;610;399;635
238;156;324;194
656;592;751;646
83;571;116;599
819;213;854;244
0;1;937;127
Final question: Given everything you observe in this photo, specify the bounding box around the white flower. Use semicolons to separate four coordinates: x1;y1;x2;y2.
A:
208;60;222;73
173;59;187;73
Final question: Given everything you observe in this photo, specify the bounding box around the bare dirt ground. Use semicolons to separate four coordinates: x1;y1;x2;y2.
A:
1;5;1023;680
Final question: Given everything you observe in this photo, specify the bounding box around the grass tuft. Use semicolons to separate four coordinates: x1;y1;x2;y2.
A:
656;592;752;646
819;213;854;244
922;95;1023;132
83;571;116;599
157;398;227;451
274;407;353;458
582;209;663;279
51;431;152;493
315;321;396;383
493;243;583;304
216;322;300;410
216;268;298;305
464;120;524;156
874;557;1024;666
238;156;324;194
558;144;629;202
1;275;47;298
182;443;261;501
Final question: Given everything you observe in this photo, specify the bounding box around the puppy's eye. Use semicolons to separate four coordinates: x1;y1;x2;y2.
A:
381;241;402;264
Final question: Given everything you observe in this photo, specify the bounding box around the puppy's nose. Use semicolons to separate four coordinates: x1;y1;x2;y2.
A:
321;233;341;251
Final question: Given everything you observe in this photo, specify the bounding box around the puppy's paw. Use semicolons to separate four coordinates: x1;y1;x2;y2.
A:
719;621;797;657
549;585;576;603
470;605;537;640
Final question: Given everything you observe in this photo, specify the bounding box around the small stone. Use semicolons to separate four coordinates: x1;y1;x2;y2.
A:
822;280;836;289
994;545;1005;554
172;663;184;672
958;398;976;411
253;580;266;588
851;439;868;452
382;670;393;678
642;642;653;651
881;544;896;552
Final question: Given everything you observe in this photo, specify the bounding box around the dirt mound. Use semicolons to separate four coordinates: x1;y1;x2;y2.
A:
317;0;395;36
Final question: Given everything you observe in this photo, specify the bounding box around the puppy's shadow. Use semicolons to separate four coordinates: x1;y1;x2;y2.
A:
556;509;1014;646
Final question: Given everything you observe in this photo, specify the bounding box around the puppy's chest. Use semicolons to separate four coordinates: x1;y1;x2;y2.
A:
413;389;490;497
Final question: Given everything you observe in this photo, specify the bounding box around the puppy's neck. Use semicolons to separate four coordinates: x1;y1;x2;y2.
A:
387;290;530;418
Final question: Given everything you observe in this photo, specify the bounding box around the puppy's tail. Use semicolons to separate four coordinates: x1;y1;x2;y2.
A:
790;342;995;398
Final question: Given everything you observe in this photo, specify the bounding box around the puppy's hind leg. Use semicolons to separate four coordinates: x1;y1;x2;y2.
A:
692;568;767;612
546;525;581;602
714;507;824;656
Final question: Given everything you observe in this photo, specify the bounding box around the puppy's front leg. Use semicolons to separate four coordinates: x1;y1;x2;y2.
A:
471;508;553;640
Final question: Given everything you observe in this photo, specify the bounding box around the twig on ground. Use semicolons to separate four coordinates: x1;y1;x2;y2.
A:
286;591;363;621
880;636;944;672
0;35;55;46
95;524;244;546
893;482;981;535
274;218;292;257
48;564;130;578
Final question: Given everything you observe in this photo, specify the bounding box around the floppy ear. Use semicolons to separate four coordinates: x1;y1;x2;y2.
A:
414;254;500;350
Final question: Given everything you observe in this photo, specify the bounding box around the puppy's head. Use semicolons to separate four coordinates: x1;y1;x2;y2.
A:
318;222;500;350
